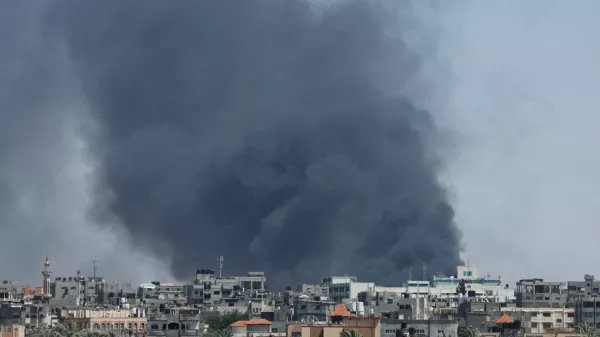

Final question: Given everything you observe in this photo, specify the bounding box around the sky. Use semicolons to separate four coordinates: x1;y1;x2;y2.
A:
426;0;600;284
0;0;599;287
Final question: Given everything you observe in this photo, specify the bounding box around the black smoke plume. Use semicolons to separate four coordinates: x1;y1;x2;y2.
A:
46;0;462;286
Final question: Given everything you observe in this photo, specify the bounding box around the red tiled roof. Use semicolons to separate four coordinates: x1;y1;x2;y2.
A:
329;304;353;317
231;321;248;327
231;319;271;327
496;314;514;324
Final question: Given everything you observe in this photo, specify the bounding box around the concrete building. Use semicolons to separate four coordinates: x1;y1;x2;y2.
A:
186;270;266;308
293;300;337;321
59;307;146;332
297;284;329;298
0;304;54;329
432;266;509;303
572;296;600;327
516;279;567;308
147;307;205;337
500;308;576;333
231;318;284;337
328;281;375;303
288;305;381;337
381;319;458;337
0;324;24;337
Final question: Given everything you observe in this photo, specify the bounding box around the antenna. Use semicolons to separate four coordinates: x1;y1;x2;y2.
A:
217;256;224;278
408;268;412;280
422;263;427;282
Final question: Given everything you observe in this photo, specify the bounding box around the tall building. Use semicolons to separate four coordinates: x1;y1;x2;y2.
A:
41;256;52;303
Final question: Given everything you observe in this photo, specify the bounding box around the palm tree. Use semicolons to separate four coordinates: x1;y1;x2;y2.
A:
575;323;598;337
340;329;362;337
458;327;479;337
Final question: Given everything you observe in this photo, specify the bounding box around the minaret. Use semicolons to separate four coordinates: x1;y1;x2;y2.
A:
42;256;52;303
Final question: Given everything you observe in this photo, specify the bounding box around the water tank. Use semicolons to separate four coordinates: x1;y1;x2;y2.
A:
122;303;130;309
369;307;374;315
121;297;127;304
351;302;357;312
358;302;365;316
131;308;138;315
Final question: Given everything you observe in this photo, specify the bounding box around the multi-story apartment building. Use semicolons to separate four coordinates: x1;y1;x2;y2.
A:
185;270;266;308
516;279;566;308
500;307;576;333
146;307;205;337
59;307;146;332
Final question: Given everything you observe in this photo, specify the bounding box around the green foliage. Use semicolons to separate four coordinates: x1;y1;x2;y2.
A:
340;329;362;337
456;279;467;296
204;310;247;332
203;327;233;337
575;323;599;337
458;327;479;337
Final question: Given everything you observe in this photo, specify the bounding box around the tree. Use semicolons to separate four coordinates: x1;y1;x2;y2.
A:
456;279;467;296
458;327;479;337
340;329;362;337
203;327;233;337
575;323;599;337
204;310;247;332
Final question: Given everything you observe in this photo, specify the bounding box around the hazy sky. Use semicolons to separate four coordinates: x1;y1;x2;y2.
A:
426;0;600;284
0;0;598;286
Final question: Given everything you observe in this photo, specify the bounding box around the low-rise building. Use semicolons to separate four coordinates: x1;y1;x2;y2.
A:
0;324;24;337
59;308;146;332
231;318;284;337
147;307;205;337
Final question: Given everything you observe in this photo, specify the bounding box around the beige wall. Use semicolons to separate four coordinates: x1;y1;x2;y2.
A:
501;308;575;333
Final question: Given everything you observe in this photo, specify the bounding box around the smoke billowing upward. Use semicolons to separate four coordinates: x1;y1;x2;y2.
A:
0;0;462;286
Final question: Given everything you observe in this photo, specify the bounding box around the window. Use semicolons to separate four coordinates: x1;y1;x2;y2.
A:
272;328;278;332
438;330;444;334
545;297;550;300
543;312;551;317
531;323;538;328
531;312;538;317
128;323;133;329
387;299;394;304
556;319;562;323
568;313;575;318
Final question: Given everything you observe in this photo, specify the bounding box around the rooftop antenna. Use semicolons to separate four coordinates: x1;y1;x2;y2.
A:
422;263;427;282
217;256;224;278
408;268;412;281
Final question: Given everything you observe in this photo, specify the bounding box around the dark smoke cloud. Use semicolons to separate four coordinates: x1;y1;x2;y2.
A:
42;0;462;287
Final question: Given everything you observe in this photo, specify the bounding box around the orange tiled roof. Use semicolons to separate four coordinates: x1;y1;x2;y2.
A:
231;319;271;327
495;314;514;324
246;319;271;325
329;304;353;317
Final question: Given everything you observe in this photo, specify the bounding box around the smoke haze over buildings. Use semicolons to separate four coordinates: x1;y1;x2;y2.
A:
1;0;597;287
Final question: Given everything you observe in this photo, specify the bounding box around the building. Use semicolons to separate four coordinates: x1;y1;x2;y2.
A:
186;270;266;308
326;280;374;303
516;279;566;308
288;304;381;337
0;324;24;337
500;308;576;333
147;307;205;337
381;319;458;337
432;266;508;302
0;304;54;329
59;308;146;332
231;318;284;337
